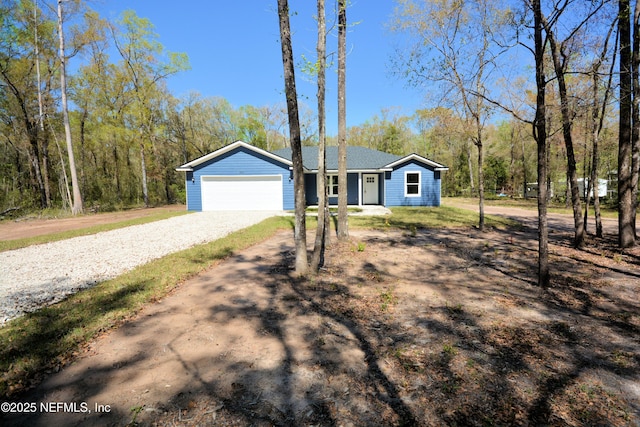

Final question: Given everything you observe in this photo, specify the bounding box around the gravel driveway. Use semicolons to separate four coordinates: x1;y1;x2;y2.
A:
0;211;279;323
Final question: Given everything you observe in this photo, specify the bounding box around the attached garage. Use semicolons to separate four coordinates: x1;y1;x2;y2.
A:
201;175;283;211
176;141;295;211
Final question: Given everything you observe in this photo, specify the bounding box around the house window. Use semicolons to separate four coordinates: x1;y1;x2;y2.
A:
405;171;421;197
327;175;339;196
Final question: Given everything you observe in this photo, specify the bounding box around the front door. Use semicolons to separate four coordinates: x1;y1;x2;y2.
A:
363;174;379;205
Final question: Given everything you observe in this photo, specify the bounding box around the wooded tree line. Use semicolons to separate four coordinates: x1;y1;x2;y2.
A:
1;1;638;255
0;0;321;213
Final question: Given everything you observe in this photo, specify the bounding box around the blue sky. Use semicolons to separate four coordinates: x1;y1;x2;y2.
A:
92;1;425;136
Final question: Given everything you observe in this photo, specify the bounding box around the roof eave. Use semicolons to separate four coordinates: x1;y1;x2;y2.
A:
384;153;447;170
177;140;293;170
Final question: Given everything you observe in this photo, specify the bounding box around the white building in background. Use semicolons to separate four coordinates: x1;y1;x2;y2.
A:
577;178;608;199
526;179;608;200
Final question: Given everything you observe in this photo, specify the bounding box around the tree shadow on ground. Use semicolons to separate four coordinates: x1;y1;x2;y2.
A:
5;223;638;426
144;224;638;425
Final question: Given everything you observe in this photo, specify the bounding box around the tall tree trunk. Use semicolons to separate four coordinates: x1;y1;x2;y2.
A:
34;0;51;208
337;0;348;240
467;142;475;195
476;140;485;230
277;0;308;275
509;127;516;195
522;138;528;199
311;0;328;272
533;0;550;288
114;142;122;201
632;0;640;238
27;139;46;208
79;108;88;196
619;0;635;248
475;122;484;231
584;103;595;237
41;137;51;208
58;0;83;215
545;25;585;248
590;23;617;239
52;127;72;209
140;142;149;207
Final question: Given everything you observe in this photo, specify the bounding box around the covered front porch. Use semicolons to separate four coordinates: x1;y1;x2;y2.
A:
303;171;388;207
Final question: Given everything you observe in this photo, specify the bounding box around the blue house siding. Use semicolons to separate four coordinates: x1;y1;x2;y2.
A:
349;173;360;205
179;142;446;210
304;173;318;205
385;160;441;207
185;146;294;210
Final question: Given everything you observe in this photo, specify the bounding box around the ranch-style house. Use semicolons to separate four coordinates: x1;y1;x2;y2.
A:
176;140;448;211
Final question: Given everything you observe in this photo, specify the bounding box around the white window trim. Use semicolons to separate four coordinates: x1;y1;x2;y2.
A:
327;174;339;197
404;171;421;197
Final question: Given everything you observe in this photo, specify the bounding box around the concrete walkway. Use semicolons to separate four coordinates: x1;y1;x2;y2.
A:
303;205;392;216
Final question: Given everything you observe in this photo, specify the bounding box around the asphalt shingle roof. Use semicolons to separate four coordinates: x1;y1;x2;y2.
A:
272;146;403;170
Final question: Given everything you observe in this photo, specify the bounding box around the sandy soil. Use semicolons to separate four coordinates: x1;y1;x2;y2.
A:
1;207;639;426
0;205;186;241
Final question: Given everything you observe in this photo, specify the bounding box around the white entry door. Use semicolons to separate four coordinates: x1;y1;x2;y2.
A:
363;174;379;205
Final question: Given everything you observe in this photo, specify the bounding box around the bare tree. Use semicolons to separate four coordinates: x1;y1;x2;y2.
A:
533;0;550;288
337;0;349;240
541;1;610;248
34;0;52;208
277;0;308;275
585;20;617;238
542;16;584;247
619;0;635;248
391;0;512;231
632;0;640;238
311;0;330;272
57;0;83;215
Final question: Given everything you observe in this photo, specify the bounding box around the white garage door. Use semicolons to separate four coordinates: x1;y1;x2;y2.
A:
201;175;283;211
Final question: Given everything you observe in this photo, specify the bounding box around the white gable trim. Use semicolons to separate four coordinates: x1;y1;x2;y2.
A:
384;153;449;171
176;140;293;172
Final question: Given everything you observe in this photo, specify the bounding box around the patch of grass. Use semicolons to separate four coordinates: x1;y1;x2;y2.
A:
445;301;464;315
128;405;144;426
0;215;293;398
0;210;192;252
609;349;635;369
392;347;423;373
349;206;518;231
444;197;618;218
379;287;397;311
562;381;631;425
440;379;461;394
442;342;458;356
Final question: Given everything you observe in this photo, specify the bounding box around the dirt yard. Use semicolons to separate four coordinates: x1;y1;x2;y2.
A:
0;205;185;241
2;207;639;426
